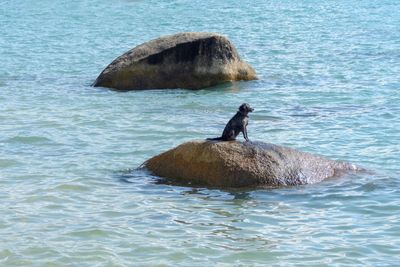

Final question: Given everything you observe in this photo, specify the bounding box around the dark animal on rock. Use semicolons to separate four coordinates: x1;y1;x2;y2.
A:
207;103;254;142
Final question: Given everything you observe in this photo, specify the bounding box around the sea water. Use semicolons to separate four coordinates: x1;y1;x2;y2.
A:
1;0;399;266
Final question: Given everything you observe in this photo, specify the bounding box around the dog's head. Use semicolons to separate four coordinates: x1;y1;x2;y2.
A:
239;103;254;114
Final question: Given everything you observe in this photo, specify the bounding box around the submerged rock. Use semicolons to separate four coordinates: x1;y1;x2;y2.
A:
144;140;360;188
93;32;257;90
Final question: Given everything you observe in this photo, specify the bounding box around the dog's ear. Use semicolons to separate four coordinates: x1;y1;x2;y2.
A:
239;103;247;112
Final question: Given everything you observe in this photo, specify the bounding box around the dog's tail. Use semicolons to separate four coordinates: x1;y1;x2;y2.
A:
206;137;223;141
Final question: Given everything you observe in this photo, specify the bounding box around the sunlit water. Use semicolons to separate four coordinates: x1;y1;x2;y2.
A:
1;0;400;266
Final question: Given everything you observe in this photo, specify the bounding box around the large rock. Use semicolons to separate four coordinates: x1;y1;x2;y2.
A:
144;140;360;188
93;32;257;90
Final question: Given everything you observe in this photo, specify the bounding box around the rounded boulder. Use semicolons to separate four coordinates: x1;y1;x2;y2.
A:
144;140;360;188
93;32;257;90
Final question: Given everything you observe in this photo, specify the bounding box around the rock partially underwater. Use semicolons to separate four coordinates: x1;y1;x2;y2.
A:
93;32;257;90
144;140;360;188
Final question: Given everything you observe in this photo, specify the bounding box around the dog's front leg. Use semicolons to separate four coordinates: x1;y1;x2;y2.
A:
243;125;250;142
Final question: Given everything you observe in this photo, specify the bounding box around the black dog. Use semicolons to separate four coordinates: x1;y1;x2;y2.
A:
207;103;254;142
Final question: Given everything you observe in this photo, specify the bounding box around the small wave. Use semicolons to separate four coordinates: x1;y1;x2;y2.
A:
0;159;20;168
6;136;52;144
53;184;91;192
66;229;113;238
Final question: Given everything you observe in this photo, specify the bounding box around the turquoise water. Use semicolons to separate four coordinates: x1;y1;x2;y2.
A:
1;0;400;265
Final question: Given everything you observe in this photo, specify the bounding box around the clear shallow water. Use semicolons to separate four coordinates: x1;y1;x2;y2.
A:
1;0;400;265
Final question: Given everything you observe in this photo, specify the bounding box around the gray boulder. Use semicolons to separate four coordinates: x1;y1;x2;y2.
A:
144;140;361;188
93;32;257;90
